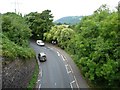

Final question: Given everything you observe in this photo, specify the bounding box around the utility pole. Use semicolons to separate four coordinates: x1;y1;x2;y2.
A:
14;1;17;13
11;0;21;14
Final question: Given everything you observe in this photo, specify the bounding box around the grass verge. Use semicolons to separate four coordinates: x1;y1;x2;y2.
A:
27;60;39;89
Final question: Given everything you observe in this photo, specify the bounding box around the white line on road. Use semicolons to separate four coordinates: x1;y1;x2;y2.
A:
39;71;41;75
70;83;73;89
41;69;42;77
39;84;41;88
65;64;71;74
55;83;56;86
70;80;75;89
74;76;79;88
38;80;40;82
61;55;65;61
57;51;60;56
69;65;73;73
36;79;41;83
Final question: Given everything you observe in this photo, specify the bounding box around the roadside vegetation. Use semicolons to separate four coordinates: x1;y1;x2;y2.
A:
44;5;120;87
27;60;39;88
1;12;35;59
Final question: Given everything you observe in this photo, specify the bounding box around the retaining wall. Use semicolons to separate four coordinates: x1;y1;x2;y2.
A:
2;58;36;88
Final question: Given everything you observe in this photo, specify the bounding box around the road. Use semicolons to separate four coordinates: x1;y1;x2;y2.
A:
30;40;89;89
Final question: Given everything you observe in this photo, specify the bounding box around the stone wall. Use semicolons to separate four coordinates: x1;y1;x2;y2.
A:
2;58;37;88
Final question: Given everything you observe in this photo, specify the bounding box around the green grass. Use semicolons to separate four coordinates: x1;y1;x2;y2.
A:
27;60;39;89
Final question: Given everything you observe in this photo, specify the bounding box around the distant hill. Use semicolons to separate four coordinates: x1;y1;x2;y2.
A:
54;16;83;25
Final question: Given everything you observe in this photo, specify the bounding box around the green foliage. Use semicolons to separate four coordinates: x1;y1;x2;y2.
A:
1;33;35;59
49;5;119;87
27;60;39;88
25;10;54;39
2;12;32;46
1;12;35;59
44;25;75;49
68;5;120;87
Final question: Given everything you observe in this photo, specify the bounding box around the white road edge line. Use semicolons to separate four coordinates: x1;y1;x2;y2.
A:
64;56;68;62
61;55;65;61
39;84;41;89
70;83;73;89
41;69;42;77
69;65;73;73
38;80;40;82
74;76;79;88
36;79;41;83
57;51;60;56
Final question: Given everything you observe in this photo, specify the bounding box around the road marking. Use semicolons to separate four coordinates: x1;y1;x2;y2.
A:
39;84;41;88
57;51;60;56
55;83;56;86
41;69;42;77
65;64;71;74
69;65;73;73
39;72;41;75
61;55;65;61
36;79;41;83
74;76;79;88
70;80;75;89
38;80;40;82
70;83;73;89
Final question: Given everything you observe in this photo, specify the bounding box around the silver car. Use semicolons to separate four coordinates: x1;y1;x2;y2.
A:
38;52;47;62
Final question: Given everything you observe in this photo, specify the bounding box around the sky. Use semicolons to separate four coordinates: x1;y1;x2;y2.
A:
0;0;119;20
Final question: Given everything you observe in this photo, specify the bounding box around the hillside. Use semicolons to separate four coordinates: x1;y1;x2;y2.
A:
54;16;83;25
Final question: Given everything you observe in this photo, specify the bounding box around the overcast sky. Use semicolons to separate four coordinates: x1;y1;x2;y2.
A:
0;0;119;20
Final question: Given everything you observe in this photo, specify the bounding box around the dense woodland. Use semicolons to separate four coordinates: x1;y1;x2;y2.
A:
1;4;120;87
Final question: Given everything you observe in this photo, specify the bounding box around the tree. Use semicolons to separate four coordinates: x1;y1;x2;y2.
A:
25;10;54;39
66;5;120;87
2;12;32;46
44;25;75;49
1;12;35;59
